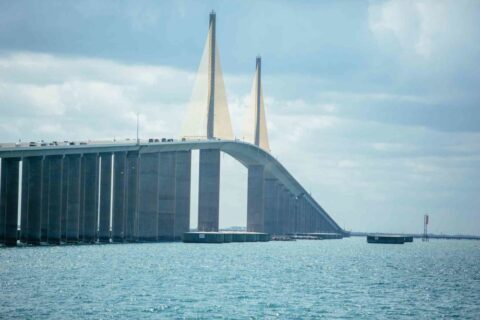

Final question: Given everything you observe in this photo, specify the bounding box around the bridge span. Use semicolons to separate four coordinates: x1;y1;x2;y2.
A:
0;12;344;246
0;139;343;246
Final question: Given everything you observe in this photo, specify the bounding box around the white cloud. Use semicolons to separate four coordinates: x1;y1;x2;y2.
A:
0;53;194;142
368;0;480;59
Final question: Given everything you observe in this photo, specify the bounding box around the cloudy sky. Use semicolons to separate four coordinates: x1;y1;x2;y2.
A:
1;0;479;235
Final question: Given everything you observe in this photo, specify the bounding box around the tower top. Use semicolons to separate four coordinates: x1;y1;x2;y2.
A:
243;57;270;152
181;12;233;141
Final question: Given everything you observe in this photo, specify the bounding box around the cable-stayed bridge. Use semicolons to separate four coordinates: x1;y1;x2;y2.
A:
0;12;344;246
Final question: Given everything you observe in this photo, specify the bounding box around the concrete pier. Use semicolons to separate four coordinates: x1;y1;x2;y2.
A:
0;158;20;246
158;152;176;241
247;165;264;232
61;159;69;241
125;152;139;242
98;153;112;242
274;182;282;234
66;155;81;243
293;197;300;233
112;152;127;242
46;156;63;244
41;157;49;242
137;152;159;241
198;149;220;232
25;157;43;244
174;151;191;240
20;159;29;243
276;186;284;234
78;156;86;241
82;154;98;243
297;198;305;233
288;194;295;234
263;177;277;235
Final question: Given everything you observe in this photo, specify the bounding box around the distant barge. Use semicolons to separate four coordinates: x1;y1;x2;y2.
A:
183;232;270;243
367;235;414;244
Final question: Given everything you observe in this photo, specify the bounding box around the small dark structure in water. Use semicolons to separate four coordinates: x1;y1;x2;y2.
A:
367;235;406;244
289;233;343;240
183;232;270;243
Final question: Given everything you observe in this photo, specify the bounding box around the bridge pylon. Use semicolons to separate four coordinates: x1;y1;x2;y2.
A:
243;56;270;152
181;11;233;141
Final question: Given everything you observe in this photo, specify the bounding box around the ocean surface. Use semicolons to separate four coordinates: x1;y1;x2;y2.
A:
1;238;479;319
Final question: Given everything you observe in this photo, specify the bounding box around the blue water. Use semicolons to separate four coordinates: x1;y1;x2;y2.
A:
1;238;479;319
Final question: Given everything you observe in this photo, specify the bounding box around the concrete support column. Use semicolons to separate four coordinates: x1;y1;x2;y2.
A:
20;159;29;243
312;208;317;233
41;157;49;242
0;158;20;246
282;188;290;234
158;152;176;241
61;159;68;242
98;153;112;242
288;193;295;234
46;155;63;244
25;157;42;244
82;154;99;243
276;187;284;234
247;165;264;232
306;202;311;233
112;152;127;242
320;214;328;233
263;177;277;235
138;153;159;241
294;197;300;233
298;198;306;233
174;151;191;240
66;155;81;243
125;152;139;242
274;182;283;234
284;192;290;234
78;156;86;241
305;201;311;233
307;205;313;233
198;149;220;232
305;203;311;233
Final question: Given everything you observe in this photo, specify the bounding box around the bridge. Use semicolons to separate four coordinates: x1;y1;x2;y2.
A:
0;12;344;246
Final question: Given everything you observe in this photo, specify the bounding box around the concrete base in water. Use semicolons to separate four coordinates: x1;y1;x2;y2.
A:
289;233;343;240
183;232;270;244
367;235;407;244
